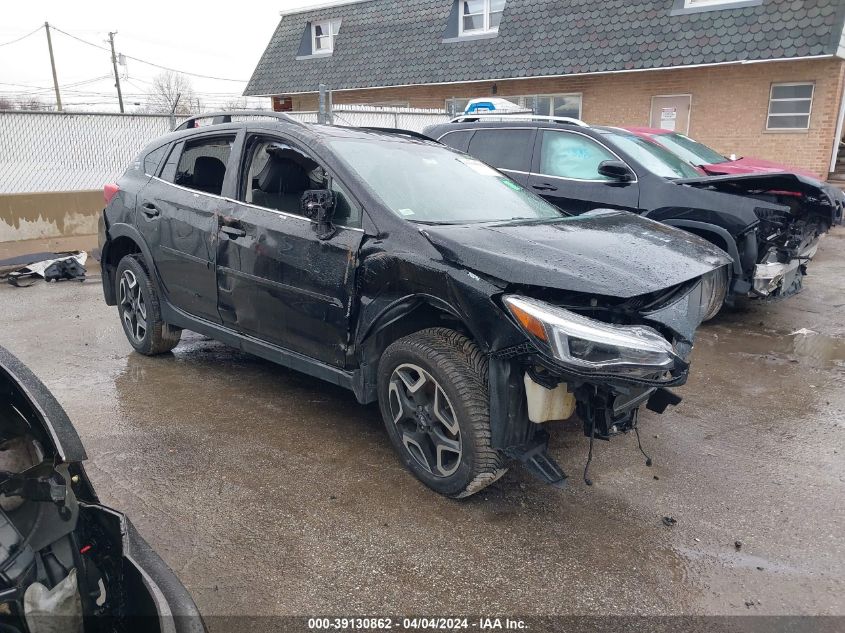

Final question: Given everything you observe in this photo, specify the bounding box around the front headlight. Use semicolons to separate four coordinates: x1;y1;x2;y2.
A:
503;295;677;377
699;266;729;322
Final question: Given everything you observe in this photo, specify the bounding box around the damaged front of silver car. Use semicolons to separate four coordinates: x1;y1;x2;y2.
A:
0;346;205;633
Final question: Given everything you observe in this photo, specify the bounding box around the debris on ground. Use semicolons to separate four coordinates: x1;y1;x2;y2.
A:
735;540;743;550
2;252;87;287
662;516;677;527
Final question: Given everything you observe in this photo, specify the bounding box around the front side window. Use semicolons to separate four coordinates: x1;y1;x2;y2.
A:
312;19;341;54
243;138;361;228
328;138;562;225
460;0;506;35
467;129;534;172
767;83;814;130
539;132;617;181
650;133;729;166
600;131;701;179
172;136;234;196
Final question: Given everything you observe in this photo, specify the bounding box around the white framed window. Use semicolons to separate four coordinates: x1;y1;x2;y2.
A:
459;0;506;36
312;19;341;55
684;0;745;6
767;82;814;130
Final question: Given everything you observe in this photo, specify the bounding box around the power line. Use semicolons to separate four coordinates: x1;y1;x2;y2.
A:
0;25;43;47
50;24;249;83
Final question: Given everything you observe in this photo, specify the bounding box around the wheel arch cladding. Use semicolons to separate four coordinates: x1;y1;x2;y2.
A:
101;225;153;305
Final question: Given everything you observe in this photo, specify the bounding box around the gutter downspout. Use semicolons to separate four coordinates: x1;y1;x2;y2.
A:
830;63;845;175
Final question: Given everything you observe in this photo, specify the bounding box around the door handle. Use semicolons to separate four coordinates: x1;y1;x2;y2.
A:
220;226;247;238
140;202;160;218
532;183;558;192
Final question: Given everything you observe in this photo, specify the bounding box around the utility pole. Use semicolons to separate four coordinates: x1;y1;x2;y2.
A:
44;22;62;112
108;31;124;113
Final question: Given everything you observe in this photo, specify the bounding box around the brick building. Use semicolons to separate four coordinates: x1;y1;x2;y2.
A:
245;0;845;179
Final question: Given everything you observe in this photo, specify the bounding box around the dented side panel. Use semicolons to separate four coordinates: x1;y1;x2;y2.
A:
216;204;364;368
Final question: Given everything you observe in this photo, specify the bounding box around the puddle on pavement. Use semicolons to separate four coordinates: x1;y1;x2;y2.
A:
704;327;845;370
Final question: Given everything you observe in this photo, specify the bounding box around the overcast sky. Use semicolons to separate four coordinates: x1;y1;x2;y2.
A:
0;0;334;111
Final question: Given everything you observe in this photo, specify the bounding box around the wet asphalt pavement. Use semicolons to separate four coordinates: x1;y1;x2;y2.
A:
0;230;843;623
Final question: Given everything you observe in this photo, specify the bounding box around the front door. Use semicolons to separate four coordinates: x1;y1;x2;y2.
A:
650;95;691;134
527;129;640;214
216;134;364;368
139;134;238;323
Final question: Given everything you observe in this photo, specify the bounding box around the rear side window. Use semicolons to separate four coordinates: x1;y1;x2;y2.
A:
144;145;167;176
171;136;235;196
539;131;616;181
438;130;473;153
467;129;534;172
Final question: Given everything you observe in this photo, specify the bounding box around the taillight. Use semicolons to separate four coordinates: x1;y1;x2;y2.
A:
104;183;120;205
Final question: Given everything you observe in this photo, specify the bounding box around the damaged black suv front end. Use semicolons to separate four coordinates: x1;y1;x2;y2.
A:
674;172;842;301
411;207;731;487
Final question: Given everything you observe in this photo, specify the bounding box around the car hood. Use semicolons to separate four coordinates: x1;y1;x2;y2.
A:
420;210;731;298
701;157;819;180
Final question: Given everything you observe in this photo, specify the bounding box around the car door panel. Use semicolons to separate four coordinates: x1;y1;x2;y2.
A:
529;129;639;214
137;135;238;324
217;134;364;368
464;128;536;187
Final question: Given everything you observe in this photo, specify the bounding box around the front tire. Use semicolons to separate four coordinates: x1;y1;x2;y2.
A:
115;255;181;355
377;328;507;498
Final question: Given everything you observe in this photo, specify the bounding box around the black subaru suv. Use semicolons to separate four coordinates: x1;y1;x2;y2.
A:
99;112;729;498
425;119;842;310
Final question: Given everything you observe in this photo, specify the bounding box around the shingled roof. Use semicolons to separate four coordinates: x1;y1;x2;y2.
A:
244;0;845;96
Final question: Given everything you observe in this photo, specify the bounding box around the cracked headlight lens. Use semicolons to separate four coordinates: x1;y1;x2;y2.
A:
503;295;677;377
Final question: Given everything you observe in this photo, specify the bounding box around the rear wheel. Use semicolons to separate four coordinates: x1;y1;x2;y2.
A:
377;328;507;498
116;255;181;355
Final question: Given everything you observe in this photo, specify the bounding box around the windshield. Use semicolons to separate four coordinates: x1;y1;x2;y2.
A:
600;131;702;179
327;138;564;224
651;133;729;166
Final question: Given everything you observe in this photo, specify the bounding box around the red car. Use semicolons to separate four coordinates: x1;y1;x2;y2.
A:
624;127;820;180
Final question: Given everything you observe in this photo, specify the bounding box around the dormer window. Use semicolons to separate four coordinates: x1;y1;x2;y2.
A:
675;0;762;12
460;0;506;36
312;19;341;55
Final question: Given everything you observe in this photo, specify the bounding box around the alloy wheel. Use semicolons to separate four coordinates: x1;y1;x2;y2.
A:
388;363;463;477
119;269;147;343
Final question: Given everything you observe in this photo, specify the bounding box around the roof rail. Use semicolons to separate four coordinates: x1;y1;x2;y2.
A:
449;113;590;127
357;127;439;143
174;110;305;131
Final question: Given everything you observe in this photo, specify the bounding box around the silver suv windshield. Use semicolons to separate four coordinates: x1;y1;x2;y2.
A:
327;138;564;224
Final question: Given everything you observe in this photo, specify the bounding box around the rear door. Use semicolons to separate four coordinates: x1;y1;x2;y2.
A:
139;133;239;323
444;127;536;187
216;132;365;368
527;129;640;214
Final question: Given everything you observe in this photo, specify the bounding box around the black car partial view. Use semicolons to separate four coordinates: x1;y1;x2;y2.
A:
99;112;731;498
0;346;205;633
425;119;843;312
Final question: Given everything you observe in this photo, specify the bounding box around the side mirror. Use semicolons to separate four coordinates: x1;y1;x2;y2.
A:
597;160;635;182
301;189;336;240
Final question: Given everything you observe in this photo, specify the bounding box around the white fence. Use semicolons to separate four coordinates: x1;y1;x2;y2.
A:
0;107;450;194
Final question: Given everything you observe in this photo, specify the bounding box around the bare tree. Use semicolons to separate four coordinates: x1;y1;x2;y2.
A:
222;97;248;111
17;96;50;111
144;71;199;114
